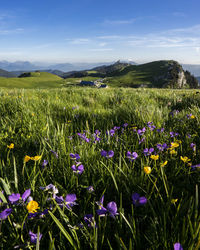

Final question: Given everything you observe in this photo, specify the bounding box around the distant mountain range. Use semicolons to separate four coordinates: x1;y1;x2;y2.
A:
0;60;136;73
0;60;199;85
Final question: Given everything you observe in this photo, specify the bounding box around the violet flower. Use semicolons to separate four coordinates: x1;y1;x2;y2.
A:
157;143;168;151
0;208;12;220
96;195;104;209
29;231;42;244
107;129;115;136
137;127;146;136
96;201;119;218
190;163;200;170
86;186;94;193
50;150;58;158
84;214;96;227
127;151;138;161
101;150;114;158
157;128;164;133
42;159;48;167
40;184;58;199
8;189;31;204
71;164;84;174
139;137;145;144
143;148;154;156
70;153;80;161
174;242;183;250
190;143;196;151
132;193;147;206
65;194;77;209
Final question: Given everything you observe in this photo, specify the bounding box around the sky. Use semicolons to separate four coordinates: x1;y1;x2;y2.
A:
1;0;200;64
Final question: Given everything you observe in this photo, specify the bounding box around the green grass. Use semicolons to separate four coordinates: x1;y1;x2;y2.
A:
0;87;200;249
0;72;65;88
106;60;180;87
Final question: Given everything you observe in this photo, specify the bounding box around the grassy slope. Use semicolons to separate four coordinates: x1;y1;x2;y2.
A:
106;60;174;87
0;72;65;88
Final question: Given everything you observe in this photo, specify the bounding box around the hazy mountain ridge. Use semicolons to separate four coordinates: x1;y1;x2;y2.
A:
64;60;198;88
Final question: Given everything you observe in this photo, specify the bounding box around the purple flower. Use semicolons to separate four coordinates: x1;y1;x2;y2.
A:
29;231;42;244
148;124;156;131
21;189;31;202
8;189;31;204
8;193;20;204
65;194;77;209
108;129;115;136
137;127;146;136
139;137;145;144
71;164;84;174
157;128;164;133
174;242;183;250
55;195;64;208
96;201;119;218
132;193;147;206
0;208;12;220
84;214;96;227
40;184;58;199
190;163;200;170
70;153;80;161
101;150;114;158
123;123;128;128
170;110;179;117
50;150;58;158
157;143;168;152
77;133;91;143
186;113;193;119
42;159;48;167
86;186;94;193
96;195;104;209
127;151;138;161
170;132;179;138
28;209;49;219
113;126;120;131
143;148;154;156
190;143;196;151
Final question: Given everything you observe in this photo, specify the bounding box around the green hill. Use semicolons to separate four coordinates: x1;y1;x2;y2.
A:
104;60;198;88
65;60;198;88
0;71;65;88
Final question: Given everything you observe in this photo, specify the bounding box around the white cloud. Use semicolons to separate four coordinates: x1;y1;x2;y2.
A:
104;18;137;25
88;48;113;52
69;38;91;44
0;28;24;35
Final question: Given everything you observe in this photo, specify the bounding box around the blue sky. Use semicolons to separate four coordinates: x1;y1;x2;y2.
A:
1;0;200;64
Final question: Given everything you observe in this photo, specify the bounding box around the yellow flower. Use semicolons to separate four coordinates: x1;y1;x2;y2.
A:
191;115;195;119
170;150;177;155
26;200;39;213
31;155;42;161
7;143;14;149
24;155;31;163
180;156;191;163
160;161;168;167
171;199;178;204
150;155;159;160
144;166;152;174
170;142;179;149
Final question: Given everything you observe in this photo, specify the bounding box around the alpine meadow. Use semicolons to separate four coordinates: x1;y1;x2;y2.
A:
1;0;200;249
1;85;200;249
